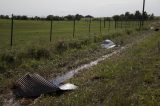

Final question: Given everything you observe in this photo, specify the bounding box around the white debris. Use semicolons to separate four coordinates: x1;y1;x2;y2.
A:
150;27;154;30
101;39;116;49
59;83;78;90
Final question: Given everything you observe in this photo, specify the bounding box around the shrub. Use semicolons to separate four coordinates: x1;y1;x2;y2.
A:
81;38;92;46
93;36;103;43
125;29;133;35
55;40;68;53
1;53;15;65
28;48;50;59
36;48;50;59
0;65;6;74
68;41;81;49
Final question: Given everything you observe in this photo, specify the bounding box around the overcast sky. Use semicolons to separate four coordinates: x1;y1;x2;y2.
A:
0;0;160;17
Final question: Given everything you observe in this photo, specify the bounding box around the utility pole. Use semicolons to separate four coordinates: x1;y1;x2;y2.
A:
142;0;146;26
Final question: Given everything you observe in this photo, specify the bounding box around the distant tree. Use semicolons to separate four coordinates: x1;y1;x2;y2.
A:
75;14;84;21
112;15;121;20
105;17;111;21
125;12;130;20
143;11;149;20
46;15;54;20
149;14;154;20
0;15;9;19
64;15;74;21
21;15;28;20
135;11;142;19
34;16;40;20
85;15;94;18
120;14;125;20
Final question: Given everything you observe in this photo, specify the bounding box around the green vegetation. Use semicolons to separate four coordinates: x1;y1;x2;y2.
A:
33;32;160;106
0;18;157;105
0;19;148;49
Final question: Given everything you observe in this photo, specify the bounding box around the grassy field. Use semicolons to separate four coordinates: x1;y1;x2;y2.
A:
0;19;157;105
0;19;143;49
33;30;160;106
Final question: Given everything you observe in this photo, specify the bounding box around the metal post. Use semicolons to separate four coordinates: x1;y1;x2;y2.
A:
73;18;76;38
10;14;14;47
115;20;117;29
100;18;102;33
50;19;53;42
108;19;111;32
104;17;106;28
125;20;127;30
121;19;123;28
89;17;91;35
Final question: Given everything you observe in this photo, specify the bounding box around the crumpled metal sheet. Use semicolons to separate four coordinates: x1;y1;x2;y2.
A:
12;73;60;98
101;39;116;49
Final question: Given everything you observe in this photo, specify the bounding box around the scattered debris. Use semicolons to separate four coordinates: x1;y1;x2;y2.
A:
12;73;77;98
59;83;78;90
150;27;154;30
101;39;116;49
155;28;159;31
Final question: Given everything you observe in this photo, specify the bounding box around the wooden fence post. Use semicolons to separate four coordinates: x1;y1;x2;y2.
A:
10;14;14;47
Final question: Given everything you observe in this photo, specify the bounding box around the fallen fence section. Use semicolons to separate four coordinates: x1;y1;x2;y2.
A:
12;73;60;98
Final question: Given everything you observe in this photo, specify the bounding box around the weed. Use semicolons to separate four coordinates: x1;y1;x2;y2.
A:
55;40;68;53
125;29;133;35
0;65;6;74
1;52;15;65
28;48;50;59
68;40;82;49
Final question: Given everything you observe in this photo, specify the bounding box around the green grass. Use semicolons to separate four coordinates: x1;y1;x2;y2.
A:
32;32;160;106
0;19;144;49
0;19;154;105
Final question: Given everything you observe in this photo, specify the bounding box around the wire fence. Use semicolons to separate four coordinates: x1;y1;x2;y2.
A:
0;14;151;49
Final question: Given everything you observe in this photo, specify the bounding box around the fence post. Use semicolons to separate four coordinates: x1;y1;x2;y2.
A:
10;14;14;47
100;18;102;34
125;20;127;30
104;17;106;28
108;19;111;32
115;19;117;29
139;19;142;30
50;19;53;42
89;17;91;35
73;18;76;38
121;19;123;29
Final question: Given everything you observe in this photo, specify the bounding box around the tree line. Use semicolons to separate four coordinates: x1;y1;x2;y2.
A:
112;11;154;21
0;14;94;21
0;11;155;21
